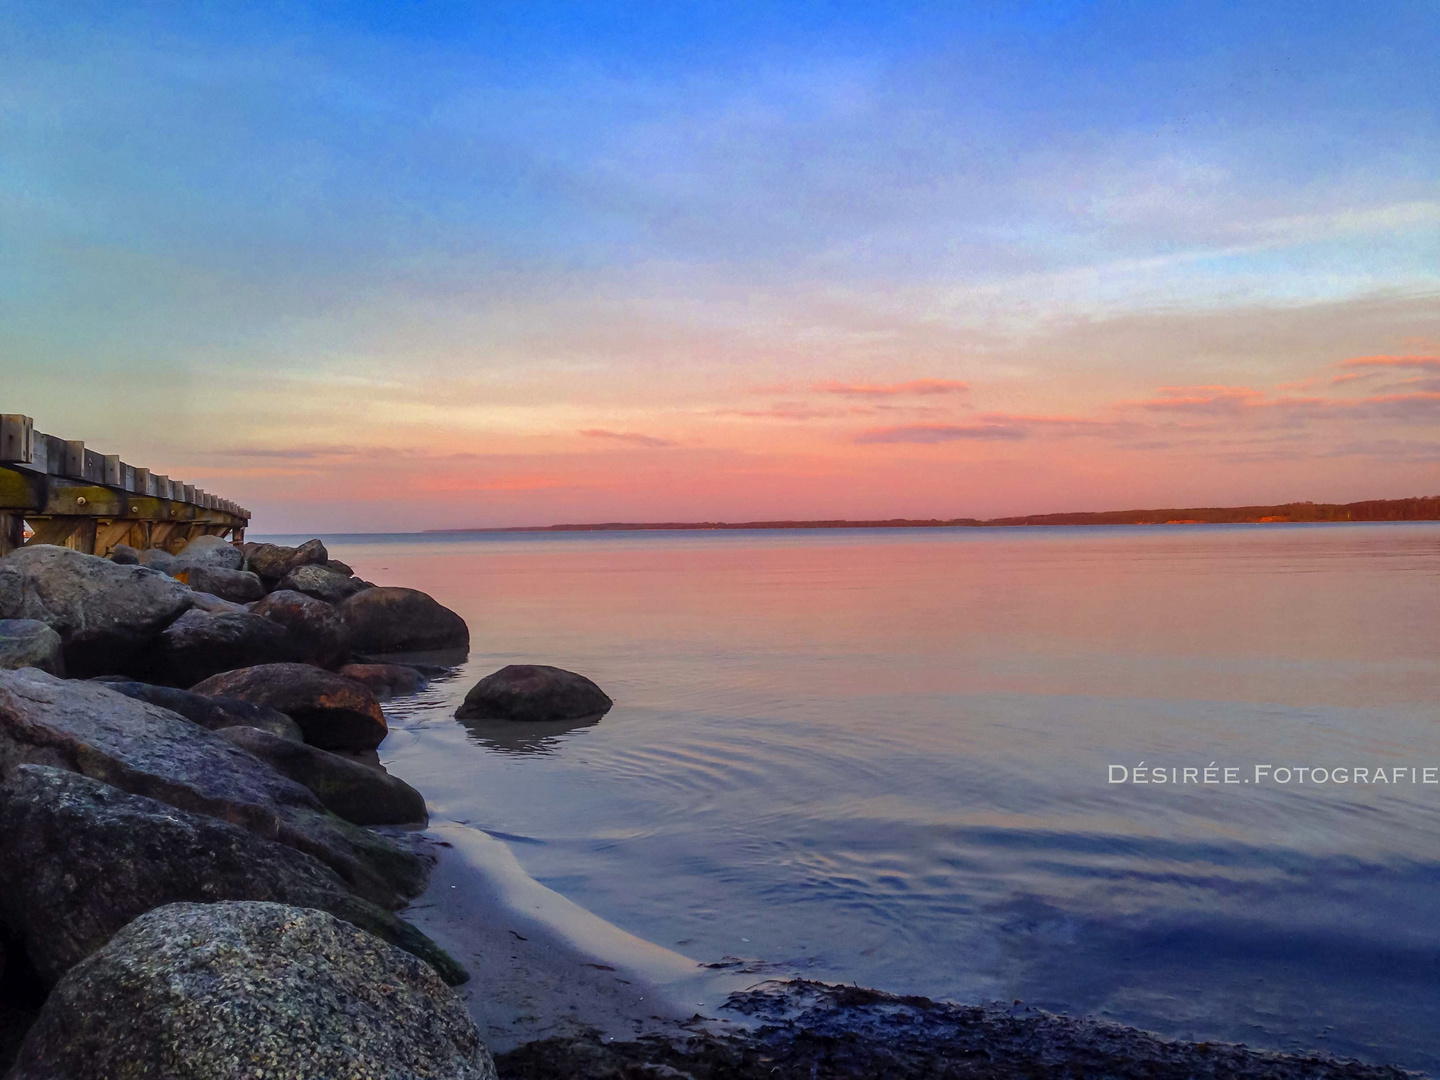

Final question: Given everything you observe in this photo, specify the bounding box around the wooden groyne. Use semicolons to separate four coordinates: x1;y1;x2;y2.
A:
0;414;250;557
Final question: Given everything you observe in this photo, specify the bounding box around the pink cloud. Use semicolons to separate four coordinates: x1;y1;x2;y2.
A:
855;422;1026;444
815;378;970;397
579;428;674;447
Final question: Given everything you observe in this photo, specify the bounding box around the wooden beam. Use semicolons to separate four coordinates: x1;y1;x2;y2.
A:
0;512;23;557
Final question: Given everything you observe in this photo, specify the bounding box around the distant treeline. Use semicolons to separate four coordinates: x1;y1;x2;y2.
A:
426;497;1440;534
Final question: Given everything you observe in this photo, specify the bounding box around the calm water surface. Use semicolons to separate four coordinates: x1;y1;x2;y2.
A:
294;524;1440;1070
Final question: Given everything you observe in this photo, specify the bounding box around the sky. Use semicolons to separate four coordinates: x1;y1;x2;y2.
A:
2;1;1438;531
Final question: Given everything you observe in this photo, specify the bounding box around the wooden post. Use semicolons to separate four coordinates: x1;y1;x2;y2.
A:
63;441;86;479
0;512;23;557
0;416;34;464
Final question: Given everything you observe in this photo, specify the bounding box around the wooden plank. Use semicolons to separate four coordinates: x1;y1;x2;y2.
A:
133;467;151;495
0;415;34;464
0;466;45;510
103;454;122;487
41;483;125;518
63;441;86;479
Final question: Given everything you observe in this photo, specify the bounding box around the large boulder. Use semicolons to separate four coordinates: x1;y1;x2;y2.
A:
97;679;304;742
190;663;386;751
456;664;613;723
251;590;351;667
0;620;64;676
172;534;244;571
244;538;328;582
0;546;192;676
219;727;427;826
171;564;266;602
0;766;463;987
339;662;429;699
134;547;179;574
9;902;492;1079
0;669;425;908
277;563;369;603
141;609;299;686
340;586;469;655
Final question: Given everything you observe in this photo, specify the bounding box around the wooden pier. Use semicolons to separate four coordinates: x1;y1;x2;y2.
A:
0;414;250;558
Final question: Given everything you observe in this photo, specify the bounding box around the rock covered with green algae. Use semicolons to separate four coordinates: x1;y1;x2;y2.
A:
10;901;496;1080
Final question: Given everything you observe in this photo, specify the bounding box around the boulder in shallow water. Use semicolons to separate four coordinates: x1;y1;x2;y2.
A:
339;662;429;699
277;563;369;603
244;538;328;582
97;679;303;742
456;664;612;723
0;620;64;676
339;586;469;655
250;589;351;667
190;662;386;751
172;534;244;571
0;546;192;676
0;669;424;908
0;765;461;987
171;564;266;603
9;902;491;1080
142;608;298;686
218;726;427;826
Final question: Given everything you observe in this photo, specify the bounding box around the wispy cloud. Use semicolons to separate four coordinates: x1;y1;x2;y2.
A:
855;422;1026;444
579;428;675;447
814;378;969;397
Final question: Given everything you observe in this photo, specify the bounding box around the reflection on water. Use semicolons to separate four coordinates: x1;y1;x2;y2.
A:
302;523;1440;1072
457;713;604;755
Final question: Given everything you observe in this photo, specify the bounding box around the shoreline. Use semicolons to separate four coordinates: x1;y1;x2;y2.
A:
376;693;1425;1078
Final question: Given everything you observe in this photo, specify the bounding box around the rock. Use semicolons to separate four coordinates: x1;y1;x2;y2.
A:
339;586;469;655
0;669;425;908
0;766;463;987
339;662;429;699
325;558;355;576
172;534;244;571
218;727;427;826
135;547;178;574
277;562;368;602
9;902;492;1079
0;620;64;676
97;679;304;742
190;663;386;752
171;564;266;602
187;590;250;615
244;538;328;582
456;664;613;723
250;589;351;666
108;544;140;565
0;546;193;676
141;608;299;687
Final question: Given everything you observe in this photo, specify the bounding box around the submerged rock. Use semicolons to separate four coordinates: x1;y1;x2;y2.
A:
97;679;303;742
172;535;244;572
219;726;427;826
142;608;298;686
10;902;491;1079
251;590;351;667
0;669;425;908
244;538;329;582
171;564;266;603
0;620;63;676
0;546;192;676
456;664;612;723
0;766;462;987
277;563;369;603
339;662;429;699
190;663;386;751
340;586;469;655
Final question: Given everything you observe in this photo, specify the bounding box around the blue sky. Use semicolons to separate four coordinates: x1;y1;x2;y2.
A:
3;2;1437;528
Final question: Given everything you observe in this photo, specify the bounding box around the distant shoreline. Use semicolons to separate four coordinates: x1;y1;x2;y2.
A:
424;495;1440;534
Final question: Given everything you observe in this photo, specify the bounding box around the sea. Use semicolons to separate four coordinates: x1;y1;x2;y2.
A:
264;522;1440;1071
